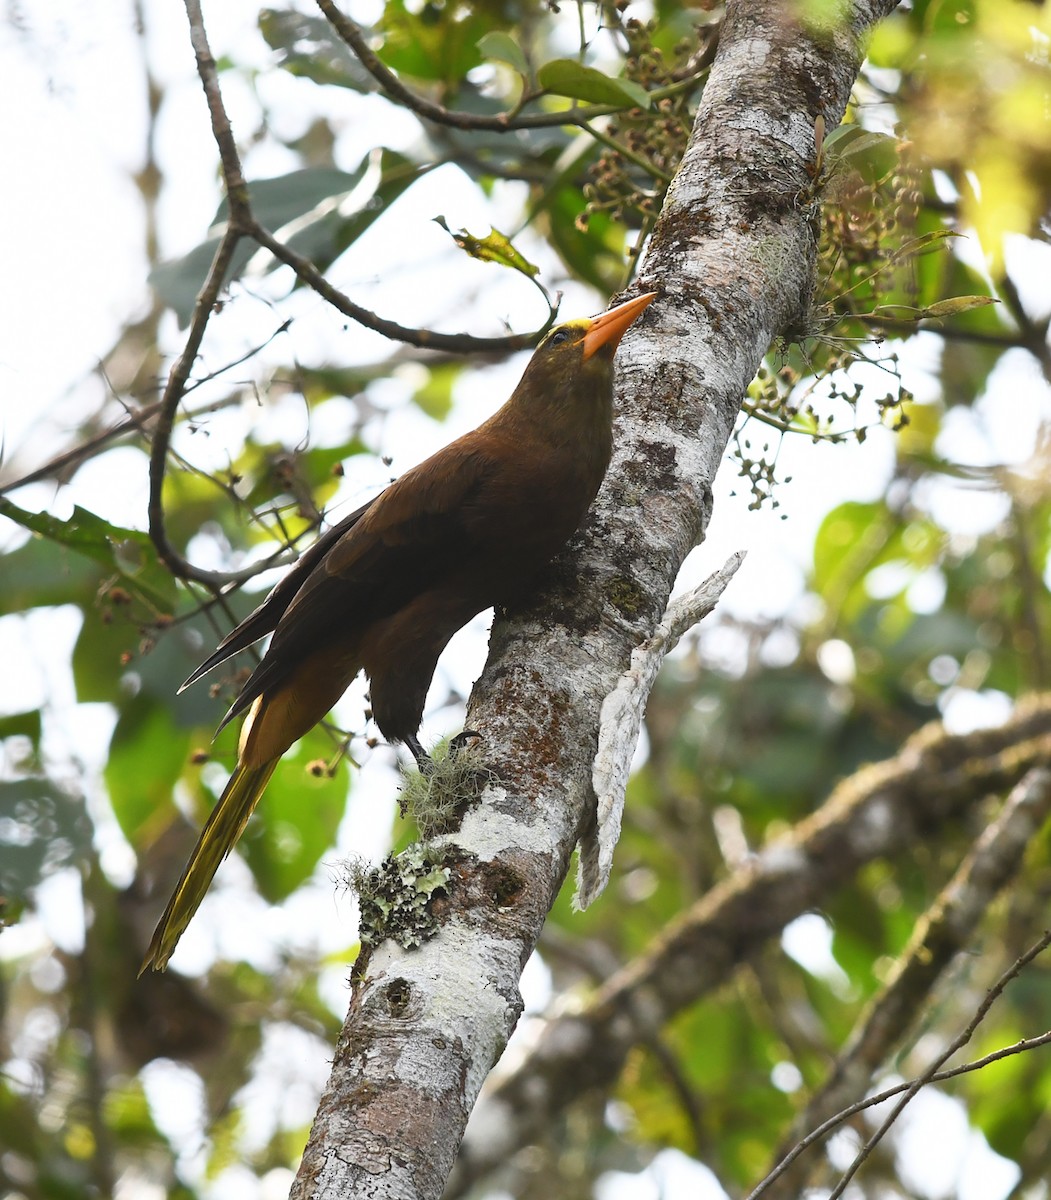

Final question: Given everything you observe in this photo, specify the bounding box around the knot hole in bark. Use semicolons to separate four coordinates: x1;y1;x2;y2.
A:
384;978;413;1017
484;861;525;909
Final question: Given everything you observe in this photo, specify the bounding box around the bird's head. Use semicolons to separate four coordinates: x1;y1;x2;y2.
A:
538;290;657;364
511;291;658;419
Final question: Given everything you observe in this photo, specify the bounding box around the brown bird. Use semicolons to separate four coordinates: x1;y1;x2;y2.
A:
141;291;656;972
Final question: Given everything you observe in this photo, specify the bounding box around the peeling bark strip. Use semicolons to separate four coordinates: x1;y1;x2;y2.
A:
580;550;746;908
292;3;902;1197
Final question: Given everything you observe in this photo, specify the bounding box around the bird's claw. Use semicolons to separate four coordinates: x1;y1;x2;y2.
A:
403;730;482;774
449;729;481;757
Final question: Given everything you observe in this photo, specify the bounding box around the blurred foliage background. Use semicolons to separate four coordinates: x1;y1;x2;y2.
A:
1;1;1051;1197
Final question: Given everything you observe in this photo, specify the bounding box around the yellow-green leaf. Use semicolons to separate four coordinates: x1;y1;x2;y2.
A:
923;295;999;317
433;215;539;277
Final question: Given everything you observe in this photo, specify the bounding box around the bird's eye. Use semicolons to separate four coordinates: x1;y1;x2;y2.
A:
549;329;571;347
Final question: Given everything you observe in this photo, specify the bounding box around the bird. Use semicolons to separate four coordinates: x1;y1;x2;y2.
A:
140;290;657;972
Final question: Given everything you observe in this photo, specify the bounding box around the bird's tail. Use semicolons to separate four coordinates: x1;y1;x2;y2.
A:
139;757;278;974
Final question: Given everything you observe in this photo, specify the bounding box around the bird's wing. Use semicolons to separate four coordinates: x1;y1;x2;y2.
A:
213;439;501;731
179;496;376;691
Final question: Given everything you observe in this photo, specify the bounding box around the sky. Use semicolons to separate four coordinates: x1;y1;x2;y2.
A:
2;4;1048;1198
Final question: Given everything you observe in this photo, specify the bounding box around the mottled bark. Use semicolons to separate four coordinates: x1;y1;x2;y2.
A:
292;3;903;1197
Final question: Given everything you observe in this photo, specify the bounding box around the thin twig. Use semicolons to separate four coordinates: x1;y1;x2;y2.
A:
756;765;1051;1200
247;219;552;353
148;227;248;585
315;0;704;132
746;1016;1051;1200
747;926;1051;1200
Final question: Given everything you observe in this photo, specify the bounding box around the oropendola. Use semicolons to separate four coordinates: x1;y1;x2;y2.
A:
140;291;657;972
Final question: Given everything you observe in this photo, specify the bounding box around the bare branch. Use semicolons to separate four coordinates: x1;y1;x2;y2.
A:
315;0;707;133
744;936;1051;1200
756;765;1051;1200
246;220;552;354
449;699;1051;1195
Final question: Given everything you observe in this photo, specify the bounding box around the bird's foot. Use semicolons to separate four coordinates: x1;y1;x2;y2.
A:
403;730;481;775
448;729;481;758
404;734;434;775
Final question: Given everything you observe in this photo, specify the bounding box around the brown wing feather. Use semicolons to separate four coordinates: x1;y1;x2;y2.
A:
214;438;501;732
179;497;376;691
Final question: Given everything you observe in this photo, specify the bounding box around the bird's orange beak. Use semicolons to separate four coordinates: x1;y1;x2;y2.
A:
582;291;658;361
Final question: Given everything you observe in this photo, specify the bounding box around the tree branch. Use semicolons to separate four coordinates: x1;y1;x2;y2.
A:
822;769;1051;1200
245;218;549;353
315;0;706;133
747;928;1051;1200
448;697;1051;1195
757;764;1051;1200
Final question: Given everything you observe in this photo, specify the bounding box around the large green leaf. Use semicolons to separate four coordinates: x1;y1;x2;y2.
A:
105;699;194;849
239;729;351;903
149;166;368;324
260;9;376;91
0;523;102;614
0;497;176;614
537;59;650;109
150;155;428;326
377;0;490;84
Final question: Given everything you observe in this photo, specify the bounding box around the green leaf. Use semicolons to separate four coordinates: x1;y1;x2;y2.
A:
105;700;193;849
411;362;463;422
0;710;41;749
824;125;893;158
217;164;369;232
259;8;376;91
0;497;176;613
148;236;244;330
0;527;101;612
889;229;961;260
827;127;899;182
240;729;351;902
922;294;999;317
378;0;489;84
150;157;431;325
477;31;529;77
433;215;539;277
538;59;650;109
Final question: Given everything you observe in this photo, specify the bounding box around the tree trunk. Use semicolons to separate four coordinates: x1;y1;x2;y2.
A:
291;3;902;1197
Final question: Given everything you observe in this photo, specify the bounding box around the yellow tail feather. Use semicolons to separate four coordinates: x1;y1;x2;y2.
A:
139;758;278;974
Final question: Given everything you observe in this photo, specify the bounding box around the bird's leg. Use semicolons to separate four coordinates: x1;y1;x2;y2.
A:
404;734;434;774
449;729;481;758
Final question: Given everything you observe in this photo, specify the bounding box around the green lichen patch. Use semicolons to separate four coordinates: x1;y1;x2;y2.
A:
355;844;453;952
